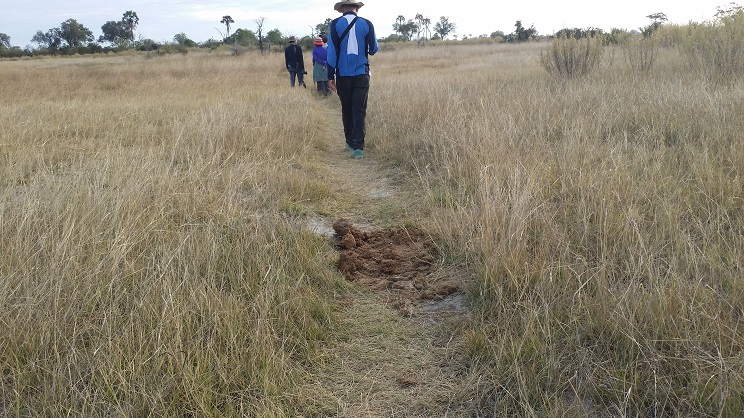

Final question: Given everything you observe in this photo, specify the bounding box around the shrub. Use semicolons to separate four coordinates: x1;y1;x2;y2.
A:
379;34;410;43
621;35;658;72
681;10;744;86
554;27;604;40
603;28;631;45
199;38;223;50
134;39;159;51
539;35;604;79
0;46;28;58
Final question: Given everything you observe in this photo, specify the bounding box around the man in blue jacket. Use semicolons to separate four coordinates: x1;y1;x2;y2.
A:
327;0;379;159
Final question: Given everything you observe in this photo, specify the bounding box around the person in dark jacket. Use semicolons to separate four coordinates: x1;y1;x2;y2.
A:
327;0;379;159
284;36;306;88
312;36;330;96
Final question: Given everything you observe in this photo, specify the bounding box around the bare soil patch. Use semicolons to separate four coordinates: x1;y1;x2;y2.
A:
332;218;462;316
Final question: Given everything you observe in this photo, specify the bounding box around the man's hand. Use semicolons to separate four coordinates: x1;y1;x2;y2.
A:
329;79;336;92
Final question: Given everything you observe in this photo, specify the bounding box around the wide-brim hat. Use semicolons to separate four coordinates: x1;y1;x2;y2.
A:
288;36;296;42
313;36;324;45
334;0;364;12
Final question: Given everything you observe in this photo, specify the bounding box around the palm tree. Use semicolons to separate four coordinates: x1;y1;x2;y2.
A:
220;15;234;39
122;11;139;42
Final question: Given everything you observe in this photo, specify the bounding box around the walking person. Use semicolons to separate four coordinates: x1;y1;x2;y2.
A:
284;36;306;88
312;36;330;96
327;0;379;159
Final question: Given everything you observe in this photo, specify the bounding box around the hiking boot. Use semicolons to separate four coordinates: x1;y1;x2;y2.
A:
352;149;364;159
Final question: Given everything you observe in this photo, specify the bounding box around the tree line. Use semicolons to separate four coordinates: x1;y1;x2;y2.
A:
0;11;454;57
1;11;146;57
0;9;682;58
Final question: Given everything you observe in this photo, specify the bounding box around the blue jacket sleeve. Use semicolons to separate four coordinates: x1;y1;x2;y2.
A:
327;18;339;79
366;20;379;56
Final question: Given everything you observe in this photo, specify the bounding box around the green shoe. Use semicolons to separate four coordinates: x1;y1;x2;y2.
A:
345;143;353;152
352;149;364;159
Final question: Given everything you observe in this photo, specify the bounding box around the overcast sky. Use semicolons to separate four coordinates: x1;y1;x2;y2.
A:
1;0;722;47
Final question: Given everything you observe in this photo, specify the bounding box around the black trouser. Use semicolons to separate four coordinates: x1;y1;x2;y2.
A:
288;68;305;87
316;81;329;95
335;75;370;150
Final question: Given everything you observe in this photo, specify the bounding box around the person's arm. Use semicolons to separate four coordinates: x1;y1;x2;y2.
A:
366;20;379;55
312;48;326;67
327;25;337;90
319;48;328;67
328;68;337;91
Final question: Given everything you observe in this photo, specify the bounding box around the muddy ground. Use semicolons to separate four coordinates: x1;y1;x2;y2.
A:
332;218;462;316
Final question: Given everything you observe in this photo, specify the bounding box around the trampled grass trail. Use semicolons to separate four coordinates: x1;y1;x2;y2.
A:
293;95;474;417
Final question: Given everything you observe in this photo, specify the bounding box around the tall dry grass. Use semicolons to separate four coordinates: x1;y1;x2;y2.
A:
680;11;744;86
370;40;744;415
2;26;743;416
1;52;340;415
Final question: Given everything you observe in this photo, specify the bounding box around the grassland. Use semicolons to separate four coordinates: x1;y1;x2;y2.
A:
1;29;743;417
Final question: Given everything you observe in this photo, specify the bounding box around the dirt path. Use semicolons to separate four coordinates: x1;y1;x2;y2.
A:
296;97;474;417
